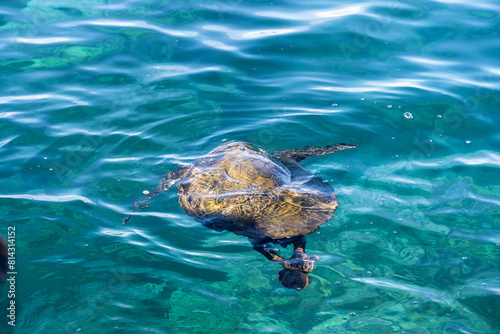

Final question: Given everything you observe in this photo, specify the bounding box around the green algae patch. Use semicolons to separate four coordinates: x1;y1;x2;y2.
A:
167;288;244;333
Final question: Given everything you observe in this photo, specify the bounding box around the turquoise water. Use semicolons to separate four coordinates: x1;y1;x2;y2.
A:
1;0;500;332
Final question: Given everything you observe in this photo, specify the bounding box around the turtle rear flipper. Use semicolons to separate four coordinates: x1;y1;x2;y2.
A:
276;143;357;162
122;167;188;224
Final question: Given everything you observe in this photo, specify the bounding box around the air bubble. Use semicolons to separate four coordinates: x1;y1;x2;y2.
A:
349;312;357;317
404;112;413;119
387;105;392;109
437;115;442;118
142;190;150;195
332;103;338;107
466;140;471;144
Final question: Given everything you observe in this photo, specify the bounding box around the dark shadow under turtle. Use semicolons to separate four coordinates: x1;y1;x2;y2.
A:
124;141;356;290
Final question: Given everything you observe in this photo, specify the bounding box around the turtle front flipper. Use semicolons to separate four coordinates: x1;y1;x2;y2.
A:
275;143;357;162
123;167;188;224
251;240;285;262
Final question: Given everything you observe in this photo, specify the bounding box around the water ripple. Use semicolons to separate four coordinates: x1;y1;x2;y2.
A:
255;4;365;24
203;24;309;40
13;37;82;44
0;194;94;204
1;0;499;332
58;19;198;37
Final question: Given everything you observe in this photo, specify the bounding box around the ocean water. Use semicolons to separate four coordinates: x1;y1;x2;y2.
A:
1;0;499;333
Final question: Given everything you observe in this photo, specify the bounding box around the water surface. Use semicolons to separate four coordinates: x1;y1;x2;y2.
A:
0;0;499;333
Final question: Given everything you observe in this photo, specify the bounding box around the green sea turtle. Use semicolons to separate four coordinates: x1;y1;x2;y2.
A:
124;141;356;290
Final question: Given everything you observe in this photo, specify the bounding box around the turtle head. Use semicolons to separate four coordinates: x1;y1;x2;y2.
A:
280;252;319;273
279;269;311;290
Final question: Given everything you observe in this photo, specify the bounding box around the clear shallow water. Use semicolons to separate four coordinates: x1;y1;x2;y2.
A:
1;0;500;333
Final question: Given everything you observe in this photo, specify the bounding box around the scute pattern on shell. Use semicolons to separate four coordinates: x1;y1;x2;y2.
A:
176;142;339;240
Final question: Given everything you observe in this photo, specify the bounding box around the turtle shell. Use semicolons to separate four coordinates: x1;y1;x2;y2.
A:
176;142;338;240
